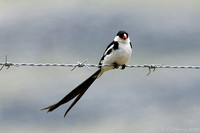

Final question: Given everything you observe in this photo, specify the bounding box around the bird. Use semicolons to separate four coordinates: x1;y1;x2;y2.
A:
41;30;132;117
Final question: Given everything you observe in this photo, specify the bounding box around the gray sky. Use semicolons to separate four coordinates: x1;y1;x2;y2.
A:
0;0;200;133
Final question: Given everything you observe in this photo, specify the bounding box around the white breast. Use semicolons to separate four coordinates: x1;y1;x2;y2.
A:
101;41;132;72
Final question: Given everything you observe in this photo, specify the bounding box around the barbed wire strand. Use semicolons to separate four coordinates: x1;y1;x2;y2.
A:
0;56;200;75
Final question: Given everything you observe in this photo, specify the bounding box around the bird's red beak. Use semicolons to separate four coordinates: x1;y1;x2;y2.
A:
123;34;127;39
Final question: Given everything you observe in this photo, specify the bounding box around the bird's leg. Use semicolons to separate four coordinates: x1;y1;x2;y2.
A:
121;64;126;70
113;63;119;69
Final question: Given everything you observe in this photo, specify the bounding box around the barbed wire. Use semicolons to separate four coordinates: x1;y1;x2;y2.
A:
0;56;200;76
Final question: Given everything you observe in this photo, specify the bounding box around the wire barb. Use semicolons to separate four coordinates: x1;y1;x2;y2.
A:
0;55;12;71
145;64;160;76
71;59;91;71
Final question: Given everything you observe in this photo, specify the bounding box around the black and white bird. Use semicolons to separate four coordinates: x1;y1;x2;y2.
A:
41;30;132;117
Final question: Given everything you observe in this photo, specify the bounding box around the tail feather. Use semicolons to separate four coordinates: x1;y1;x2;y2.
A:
64;85;89;117
41;69;101;116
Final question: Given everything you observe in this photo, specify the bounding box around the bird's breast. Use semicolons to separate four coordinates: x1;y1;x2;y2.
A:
103;43;132;66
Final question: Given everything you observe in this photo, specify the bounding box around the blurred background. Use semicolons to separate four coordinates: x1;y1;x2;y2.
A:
0;0;200;133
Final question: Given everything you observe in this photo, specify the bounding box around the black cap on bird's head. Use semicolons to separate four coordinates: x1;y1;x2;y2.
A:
117;30;128;40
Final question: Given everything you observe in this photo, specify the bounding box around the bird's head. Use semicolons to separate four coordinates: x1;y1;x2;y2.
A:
117;30;128;40
114;30;130;43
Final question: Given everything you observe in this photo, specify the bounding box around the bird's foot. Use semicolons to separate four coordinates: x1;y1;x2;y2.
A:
113;63;119;69
121;64;126;70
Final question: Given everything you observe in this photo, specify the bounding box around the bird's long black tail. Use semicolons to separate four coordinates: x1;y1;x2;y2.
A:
41;69;101;117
